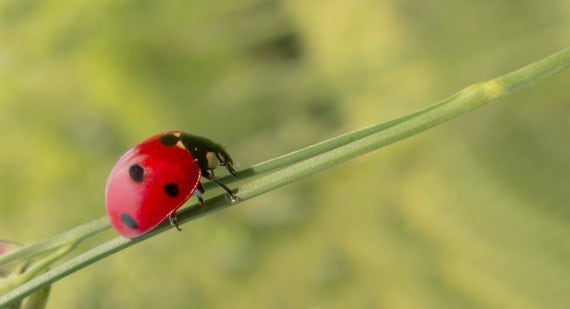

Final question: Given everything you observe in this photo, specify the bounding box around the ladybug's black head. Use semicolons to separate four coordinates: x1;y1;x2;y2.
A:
178;132;237;177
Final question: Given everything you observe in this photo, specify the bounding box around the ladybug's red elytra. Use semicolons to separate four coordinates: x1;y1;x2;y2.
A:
105;131;238;238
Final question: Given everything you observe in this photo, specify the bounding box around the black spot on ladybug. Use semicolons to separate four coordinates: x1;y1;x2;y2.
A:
164;183;179;197
129;164;144;182
120;213;138;229
160;134;179;147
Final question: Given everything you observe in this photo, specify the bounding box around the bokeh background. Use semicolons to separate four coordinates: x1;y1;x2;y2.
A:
1;1;569;308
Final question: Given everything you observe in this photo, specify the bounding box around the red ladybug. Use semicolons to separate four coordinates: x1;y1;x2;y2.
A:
105;131;238;238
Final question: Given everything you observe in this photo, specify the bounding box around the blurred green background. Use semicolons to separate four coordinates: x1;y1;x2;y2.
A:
1;0;569;308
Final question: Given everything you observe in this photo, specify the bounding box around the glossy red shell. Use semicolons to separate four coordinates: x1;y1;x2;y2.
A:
105;131;201;238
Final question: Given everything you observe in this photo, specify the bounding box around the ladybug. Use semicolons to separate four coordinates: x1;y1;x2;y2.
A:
105;131;238;238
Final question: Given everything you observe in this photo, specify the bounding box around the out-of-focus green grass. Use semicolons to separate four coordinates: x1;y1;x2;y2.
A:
1;1;569;308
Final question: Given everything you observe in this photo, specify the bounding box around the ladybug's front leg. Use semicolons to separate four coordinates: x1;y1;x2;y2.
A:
168;213;182;231
202;169;238;202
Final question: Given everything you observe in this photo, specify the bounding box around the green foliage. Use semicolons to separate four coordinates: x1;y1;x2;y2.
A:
1;1;569;308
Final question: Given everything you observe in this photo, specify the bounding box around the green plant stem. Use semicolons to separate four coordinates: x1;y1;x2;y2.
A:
0;218;109;266
0;245;73;294
0;47;569;306
206;91;445;190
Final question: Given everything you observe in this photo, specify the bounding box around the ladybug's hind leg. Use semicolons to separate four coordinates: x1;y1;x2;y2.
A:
168;213;182;231
168;183;206;232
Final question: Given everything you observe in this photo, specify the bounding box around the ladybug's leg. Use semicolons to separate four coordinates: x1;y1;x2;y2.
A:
216;152;237;178
168;213;182;231
195;183;206;206
202;169;238;202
